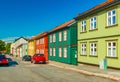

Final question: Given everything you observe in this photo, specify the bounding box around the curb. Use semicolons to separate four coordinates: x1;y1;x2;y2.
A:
49;63;120;81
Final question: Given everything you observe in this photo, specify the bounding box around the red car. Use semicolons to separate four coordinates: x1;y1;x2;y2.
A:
0;55;8;65
31;54;46;64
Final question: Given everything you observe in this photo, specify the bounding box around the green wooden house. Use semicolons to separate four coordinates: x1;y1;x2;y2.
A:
48;20;77;65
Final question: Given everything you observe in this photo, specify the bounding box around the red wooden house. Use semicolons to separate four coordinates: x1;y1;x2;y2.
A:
35;32;48;61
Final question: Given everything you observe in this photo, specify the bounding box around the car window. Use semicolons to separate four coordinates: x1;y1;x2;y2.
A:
0;55;6;59
40;54;44;56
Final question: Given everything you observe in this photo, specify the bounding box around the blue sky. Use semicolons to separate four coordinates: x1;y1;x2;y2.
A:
0;0;106;42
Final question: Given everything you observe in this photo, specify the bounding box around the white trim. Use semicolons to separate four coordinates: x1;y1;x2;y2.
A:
81;43;86;55
107;41;116;57
81;20;86;32
90;16;96;30
107;9;116;26
67;21;76;27
64;47;67;58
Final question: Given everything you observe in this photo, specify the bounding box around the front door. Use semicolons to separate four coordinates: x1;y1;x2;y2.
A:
71;47;77;65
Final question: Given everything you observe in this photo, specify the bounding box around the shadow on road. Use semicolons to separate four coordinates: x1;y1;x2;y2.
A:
0;58;19;67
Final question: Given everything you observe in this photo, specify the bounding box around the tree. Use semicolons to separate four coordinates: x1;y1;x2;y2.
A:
0;40;6;54
5;43;11;54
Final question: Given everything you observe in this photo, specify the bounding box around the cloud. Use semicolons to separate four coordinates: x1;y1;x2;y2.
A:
1;37;19;43
1;36;32;43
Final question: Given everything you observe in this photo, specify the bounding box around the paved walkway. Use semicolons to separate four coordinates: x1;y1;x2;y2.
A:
49;60;120;81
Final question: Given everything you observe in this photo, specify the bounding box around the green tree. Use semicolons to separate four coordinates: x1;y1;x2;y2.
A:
5;43;11;54
0;40;6;54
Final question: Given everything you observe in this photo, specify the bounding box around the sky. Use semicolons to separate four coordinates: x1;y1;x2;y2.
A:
0;0;106;42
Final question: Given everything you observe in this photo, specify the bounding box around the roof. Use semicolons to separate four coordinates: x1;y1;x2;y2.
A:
28;36;36;41
49;19;75;33
75;0;119;20
28;32;48;41
14;37;28;42
34;32;48;40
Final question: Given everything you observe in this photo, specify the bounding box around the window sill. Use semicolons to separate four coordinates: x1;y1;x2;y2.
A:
106;56;118;59
89;28;98;32
63;40;67;42
80;54;87;56
80;31;87;34
89;55;98;57
105;24;118;28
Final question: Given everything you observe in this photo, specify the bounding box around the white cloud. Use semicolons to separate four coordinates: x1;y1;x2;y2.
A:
1;37;19;43
1;36;32;43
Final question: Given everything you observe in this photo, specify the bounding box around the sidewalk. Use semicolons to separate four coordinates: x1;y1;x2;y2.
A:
48;60;120;81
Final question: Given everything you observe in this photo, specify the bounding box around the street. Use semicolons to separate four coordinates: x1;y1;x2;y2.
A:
0;57;117;82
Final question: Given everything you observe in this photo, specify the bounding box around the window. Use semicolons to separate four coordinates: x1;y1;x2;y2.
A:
59;48;62;57
63;30;67;41
107;9;116;26
90;43;97;56
107;41;116;57
50;35;52;43
59;32;62;42
40;38;44;44
40;49;44;54
36;40;39;45
50;48;52;56
64;47;67;58
36;49;39;54
81;20;86;32
53;48;56;56
53;34;56;42
81;43;86;55
90;17;96;30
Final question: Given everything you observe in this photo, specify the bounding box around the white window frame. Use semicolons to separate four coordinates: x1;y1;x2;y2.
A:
90;43;97;56
36;40;39;45
36;49;39;54
59;32;62;42
107;41;116;57
81;43;86;55
64;47;67;58
90;16;97;30
50;35;52;43
40;38;44;44
63;30;67;41
107;9;116;26
40;49;44;54
53;34;56;42
59;48;62;57
81;20;86;32
53;48;56;56
50;48;52;56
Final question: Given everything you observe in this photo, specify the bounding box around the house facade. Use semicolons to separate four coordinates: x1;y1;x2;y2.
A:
10;43;15;55
14;37;28;57
28;37;36;56
35;32;48;60
22;43;28;56
75;0;120;68
48;20;77;65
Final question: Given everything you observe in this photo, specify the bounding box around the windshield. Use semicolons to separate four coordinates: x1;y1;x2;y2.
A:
0;55;6;59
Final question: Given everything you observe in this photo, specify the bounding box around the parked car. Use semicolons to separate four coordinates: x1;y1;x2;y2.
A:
31;54;46;64
22;55;31;61
9;54;13;57
0;55;8;65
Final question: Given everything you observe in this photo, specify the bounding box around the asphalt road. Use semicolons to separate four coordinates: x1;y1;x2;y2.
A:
0;57;118;82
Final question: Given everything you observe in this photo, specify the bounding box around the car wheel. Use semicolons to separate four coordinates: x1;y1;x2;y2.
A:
6;63;9;66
